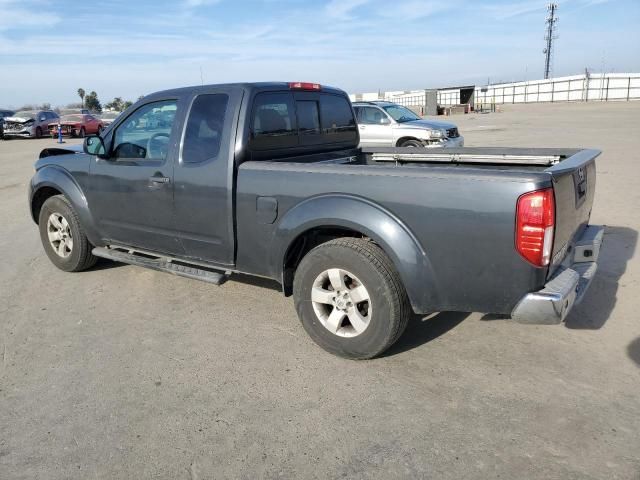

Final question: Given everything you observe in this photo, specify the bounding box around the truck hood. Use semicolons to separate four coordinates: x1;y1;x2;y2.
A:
399;119;457;131
37;144;84;163
4;116;35;123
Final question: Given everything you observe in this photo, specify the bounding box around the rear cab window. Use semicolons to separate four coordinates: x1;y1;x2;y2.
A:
181;94;229;164
248;90;357;155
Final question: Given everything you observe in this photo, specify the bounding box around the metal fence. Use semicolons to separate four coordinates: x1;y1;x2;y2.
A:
475;73;640;105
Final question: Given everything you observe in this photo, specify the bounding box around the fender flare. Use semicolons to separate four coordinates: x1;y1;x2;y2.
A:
270;194;440;314
30;165;102;246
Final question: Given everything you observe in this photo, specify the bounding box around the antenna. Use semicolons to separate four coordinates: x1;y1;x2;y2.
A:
199;66;204;86
543;3;558;80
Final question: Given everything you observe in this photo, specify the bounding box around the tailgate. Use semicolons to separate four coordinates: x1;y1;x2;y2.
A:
546;149;601;275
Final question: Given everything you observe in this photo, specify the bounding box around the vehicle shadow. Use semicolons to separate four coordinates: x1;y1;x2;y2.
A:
628;337;640;368
565;225;637;330
382;311;470;357
227;273;282;292
90;257;127;271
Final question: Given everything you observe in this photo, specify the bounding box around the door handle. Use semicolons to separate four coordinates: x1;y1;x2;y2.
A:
359;125;366;129
149;175;170;184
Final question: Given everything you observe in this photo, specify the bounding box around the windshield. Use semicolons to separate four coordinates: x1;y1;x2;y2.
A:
382;105;421;123
14;111;36;119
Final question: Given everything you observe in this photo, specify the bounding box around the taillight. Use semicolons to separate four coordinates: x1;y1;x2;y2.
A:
288;82;321;91
516;188;555;267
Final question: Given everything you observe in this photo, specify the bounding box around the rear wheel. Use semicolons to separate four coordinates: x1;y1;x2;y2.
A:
38;195;97;272
293;238;410;359
35;127;42;138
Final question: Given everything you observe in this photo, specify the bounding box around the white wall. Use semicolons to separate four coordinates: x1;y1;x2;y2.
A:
475;73;640;105
350;72;640;107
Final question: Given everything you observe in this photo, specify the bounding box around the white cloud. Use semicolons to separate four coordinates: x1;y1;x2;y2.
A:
325;0;370;19
482;1;547;20
0;1;60;31
184;0;222;7
378;0;455;19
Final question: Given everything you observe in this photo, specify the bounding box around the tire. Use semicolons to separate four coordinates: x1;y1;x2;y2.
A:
78;127;86;138
35;127;42;139
97;125;104;134
400;139;423;148
38;195;97;272
293;238;411;359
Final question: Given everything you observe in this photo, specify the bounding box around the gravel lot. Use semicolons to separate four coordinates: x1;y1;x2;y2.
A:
1;101;639;479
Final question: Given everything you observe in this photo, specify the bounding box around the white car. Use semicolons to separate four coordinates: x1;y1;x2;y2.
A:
3;110;60;138
353;101;464;148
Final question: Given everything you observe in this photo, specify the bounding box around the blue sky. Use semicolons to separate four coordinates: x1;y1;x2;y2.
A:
1;0;639;107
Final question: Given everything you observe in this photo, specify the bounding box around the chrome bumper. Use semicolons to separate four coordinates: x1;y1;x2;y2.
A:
425;136;465;149
511;225;604;324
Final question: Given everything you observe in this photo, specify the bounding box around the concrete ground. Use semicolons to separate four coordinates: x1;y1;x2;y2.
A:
1;101;639;479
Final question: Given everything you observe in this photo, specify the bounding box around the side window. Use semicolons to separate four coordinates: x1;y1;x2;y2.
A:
358;106;387;125
296;100;320;135
112;100;177;161
320;94;357;143
250;92;297;150
182;94;229;164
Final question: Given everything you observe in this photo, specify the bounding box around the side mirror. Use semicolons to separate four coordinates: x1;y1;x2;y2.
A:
84;135;107;158
40;116;46;121
380;117;391;125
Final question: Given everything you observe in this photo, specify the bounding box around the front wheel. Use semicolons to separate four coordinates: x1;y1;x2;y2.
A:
78;127;86;138
38;195;97;272
400;139;423;148
293;238;410;359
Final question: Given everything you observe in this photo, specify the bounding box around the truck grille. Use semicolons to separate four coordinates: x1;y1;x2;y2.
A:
447;127;459;138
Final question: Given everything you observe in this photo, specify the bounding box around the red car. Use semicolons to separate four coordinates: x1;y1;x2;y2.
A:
49;114;104;138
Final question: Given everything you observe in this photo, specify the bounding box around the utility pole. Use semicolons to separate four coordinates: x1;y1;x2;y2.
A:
543;3;558;80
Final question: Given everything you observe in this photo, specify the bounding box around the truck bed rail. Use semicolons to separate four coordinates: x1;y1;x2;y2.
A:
364;147;583;167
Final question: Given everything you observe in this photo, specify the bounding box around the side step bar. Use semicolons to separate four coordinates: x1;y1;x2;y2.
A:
92;247;228;285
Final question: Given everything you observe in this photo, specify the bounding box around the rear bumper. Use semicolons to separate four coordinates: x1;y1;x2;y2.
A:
511;225;604;324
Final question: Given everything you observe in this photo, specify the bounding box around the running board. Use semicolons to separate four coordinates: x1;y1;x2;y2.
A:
92;247;228;285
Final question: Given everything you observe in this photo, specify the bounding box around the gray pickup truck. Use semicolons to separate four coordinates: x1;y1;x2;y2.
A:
29;82;604;359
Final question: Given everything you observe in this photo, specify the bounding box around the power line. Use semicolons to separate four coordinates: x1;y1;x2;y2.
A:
543;3;558;80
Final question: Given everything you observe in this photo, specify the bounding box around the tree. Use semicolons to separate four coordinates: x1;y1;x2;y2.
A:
77;88;85;108
84;91;102;113
104;97;124;111
104;97;135;112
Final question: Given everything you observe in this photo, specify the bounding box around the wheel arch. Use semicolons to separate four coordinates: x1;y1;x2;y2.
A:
272;194;440;314
30;166;101;245
395;136;424;147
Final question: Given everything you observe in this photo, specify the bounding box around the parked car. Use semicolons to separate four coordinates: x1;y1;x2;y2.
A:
3;110;59;138
0;109;15;139
28;82;603;359
352;101;463;148
98;111;121;127
48;114;104;138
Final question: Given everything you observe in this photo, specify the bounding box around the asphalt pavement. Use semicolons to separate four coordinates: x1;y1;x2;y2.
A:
1;101;639;479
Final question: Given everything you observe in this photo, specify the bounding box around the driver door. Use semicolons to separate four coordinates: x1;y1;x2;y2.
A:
87;97;184;255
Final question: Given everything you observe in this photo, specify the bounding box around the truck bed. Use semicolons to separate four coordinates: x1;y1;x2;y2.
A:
236;147;599;314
